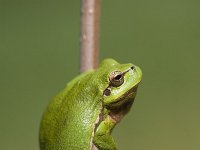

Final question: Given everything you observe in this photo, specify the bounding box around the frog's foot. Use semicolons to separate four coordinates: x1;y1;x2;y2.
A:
93;133;116;150
93;116;117;150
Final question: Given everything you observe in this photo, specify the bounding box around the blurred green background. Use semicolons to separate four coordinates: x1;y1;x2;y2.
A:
1;0;200;150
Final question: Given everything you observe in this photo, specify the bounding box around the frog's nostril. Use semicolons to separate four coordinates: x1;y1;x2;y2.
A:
130;66;134;70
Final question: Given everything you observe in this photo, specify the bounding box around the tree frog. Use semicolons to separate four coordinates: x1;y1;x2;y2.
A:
39;58;142;150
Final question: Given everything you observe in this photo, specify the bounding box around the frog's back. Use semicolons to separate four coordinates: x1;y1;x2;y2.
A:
39;71;102;150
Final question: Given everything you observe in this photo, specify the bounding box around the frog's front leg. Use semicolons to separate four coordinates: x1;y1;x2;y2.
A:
93;115;117;150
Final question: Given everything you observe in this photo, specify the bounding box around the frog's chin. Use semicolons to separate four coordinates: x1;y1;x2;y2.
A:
106;85;139;123
110;85;138;107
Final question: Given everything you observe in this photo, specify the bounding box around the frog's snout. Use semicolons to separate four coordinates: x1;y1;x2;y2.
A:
134;65;142;81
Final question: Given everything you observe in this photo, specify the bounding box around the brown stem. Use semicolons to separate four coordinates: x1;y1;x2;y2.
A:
80;0;100;73
80;1;100;149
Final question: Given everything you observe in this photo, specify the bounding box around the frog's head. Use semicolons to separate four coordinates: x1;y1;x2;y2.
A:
96;58;142;121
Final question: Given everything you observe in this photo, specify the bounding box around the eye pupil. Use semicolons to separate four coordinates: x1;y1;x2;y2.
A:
114;74;122;80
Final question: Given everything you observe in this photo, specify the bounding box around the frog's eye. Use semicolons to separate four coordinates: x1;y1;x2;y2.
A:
109;71;124;87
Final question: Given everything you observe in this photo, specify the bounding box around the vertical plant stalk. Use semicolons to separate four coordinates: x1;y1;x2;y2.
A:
80;0;100;73
80;1;101;149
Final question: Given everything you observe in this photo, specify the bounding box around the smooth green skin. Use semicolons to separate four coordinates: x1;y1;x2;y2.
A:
39;58;142;150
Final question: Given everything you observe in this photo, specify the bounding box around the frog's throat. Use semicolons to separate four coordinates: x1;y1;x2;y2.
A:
107;85;138;123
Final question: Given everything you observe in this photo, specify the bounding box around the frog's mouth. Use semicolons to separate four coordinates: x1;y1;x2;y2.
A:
107;85;139;123
110;85;138;106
